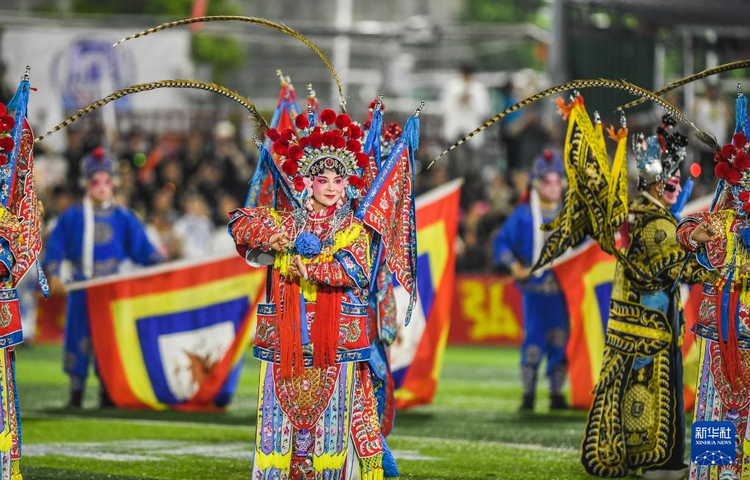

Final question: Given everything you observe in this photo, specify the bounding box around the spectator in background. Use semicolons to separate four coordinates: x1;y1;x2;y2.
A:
485;167;516;222
46;185;76;229
498;80;523;172
456;200;491;272
212;120;249;200
189;161;225;210
173;191;215;259
33;145;69;200
0;61;13;104
499;71;553;197
63;129;87;194
214;192;240;228
146;213;181;261
211;192;241;253
155;158;186;205
440;63;491;179
180;133;209;180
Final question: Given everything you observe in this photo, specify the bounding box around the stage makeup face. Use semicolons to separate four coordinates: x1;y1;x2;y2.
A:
311;169;345;209
538;172;563;203
661;173;682;207
88;171;114;204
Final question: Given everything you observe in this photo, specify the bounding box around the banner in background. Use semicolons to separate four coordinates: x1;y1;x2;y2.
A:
45;181;460;411
392;179;461;409
552;242;616;409
77;255;265;410
448;240;702;411
3;27;193;150
448;275;522;345
34;293;65;344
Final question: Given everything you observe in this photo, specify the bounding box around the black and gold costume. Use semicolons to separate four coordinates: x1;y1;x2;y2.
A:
534;96;711;477
580;194;709;477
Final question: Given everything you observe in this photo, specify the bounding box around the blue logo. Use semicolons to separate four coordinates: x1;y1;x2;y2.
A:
691;421;735;466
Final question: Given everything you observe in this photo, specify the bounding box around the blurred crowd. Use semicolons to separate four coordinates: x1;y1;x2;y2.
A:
33;117;250;262
18;65;737;276
430;67;736;273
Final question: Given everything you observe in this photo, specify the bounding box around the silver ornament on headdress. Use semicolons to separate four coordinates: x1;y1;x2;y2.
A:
634;115;688;190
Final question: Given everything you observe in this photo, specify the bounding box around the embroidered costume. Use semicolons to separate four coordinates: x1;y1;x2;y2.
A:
533;96;709;477
493;150;569;410
43;148;162;407
33;16;419;477
677;89;750;480
0;69;48;479
230;94;419;479
363;105;401;477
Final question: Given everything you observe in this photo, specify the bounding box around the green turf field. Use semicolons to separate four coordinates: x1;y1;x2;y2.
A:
15;344;633;479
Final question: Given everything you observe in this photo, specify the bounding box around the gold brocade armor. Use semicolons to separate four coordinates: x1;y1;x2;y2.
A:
582;195;711;477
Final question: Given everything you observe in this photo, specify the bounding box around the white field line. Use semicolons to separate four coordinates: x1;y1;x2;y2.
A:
24;440;438;462
23;412;578;456
392;435;578;455
23;412;249;431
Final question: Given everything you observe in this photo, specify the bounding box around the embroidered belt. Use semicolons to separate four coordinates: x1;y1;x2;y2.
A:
608;319;672;343
0;289;18;302
253;346;370;365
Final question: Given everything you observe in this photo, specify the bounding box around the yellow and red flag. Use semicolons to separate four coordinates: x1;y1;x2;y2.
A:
552;242;617;409
391;179;461;409
73;255;265;410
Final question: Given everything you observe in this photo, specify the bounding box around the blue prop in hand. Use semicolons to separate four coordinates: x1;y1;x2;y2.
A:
295;232;322;258
670;177;693;221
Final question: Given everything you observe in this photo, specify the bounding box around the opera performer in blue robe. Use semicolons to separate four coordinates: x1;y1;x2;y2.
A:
43;148;162;408
492;150;570;411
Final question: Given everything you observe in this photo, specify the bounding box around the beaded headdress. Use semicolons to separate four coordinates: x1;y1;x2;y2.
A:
634;115;688;190
713;85;750;214
82;147;116;179
530;149;564;181
263;108;368;203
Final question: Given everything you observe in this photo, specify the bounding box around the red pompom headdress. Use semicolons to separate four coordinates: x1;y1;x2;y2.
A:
714;132;749;187
0;103;15;166
264;108;369;200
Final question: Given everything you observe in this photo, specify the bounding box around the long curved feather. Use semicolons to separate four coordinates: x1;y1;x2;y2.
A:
34;79;267;143
113;16;346;111
620;59;750;110
429;78;717;168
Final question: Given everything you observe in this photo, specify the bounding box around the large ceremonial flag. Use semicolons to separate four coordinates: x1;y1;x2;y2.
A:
69;179;459;411
70;255;265;410
391;179;461;409
552;242;616;409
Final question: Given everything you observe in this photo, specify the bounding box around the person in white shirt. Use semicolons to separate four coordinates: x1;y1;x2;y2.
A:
441;64;491;178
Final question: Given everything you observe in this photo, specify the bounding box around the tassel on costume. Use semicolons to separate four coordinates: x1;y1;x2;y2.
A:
277;272;303;378
359;454;385;480
311;284;340;367
716;280;743;390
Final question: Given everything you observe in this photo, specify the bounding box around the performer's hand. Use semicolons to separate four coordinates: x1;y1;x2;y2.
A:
37;200;45;219
49;277;66;296
268;232;290;251
691;223;716;244
510;263;531;281
288;255;308;280
740;263;750;276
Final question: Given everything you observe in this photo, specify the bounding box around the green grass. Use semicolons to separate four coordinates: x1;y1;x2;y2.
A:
15;345;613;479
